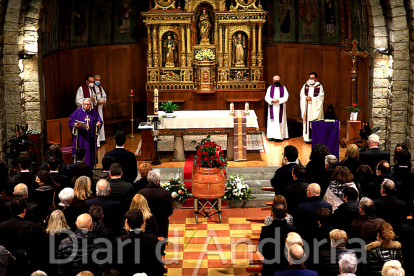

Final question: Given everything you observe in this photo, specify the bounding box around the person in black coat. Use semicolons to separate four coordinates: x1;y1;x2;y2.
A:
316;155;337;199
338;144;362;179
270;145;299;196
108;163;134;212
40;144;69;176
366;161;401;200
359;134;390;173
104;131;138;184
284;165;308;216
332;187;360;233
0;198;33;255
392;150;414;213
34;170;56;222
134;163;153;193
139;169;173;238
306;144;331;184
374;179;408;234
114;208;164;276
85;179;122;231
13;155;38;200
88;203;114;241
355;165;375;198
259;204;297;275
13;183;38;222
49;157;70;190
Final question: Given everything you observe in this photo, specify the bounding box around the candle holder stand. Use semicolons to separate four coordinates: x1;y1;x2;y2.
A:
129;94;136;139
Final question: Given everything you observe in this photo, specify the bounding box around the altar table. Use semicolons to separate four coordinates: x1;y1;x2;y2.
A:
311;120;340;160
139;110;259;161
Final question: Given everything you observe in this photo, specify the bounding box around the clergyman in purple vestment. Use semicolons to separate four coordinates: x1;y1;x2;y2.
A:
68;98;102;168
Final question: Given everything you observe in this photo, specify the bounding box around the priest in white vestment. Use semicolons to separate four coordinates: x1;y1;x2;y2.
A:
265;75;289;141
300;72;324;143
94;74;107;147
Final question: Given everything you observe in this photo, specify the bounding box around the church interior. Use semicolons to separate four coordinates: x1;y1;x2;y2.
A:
1;0;414;275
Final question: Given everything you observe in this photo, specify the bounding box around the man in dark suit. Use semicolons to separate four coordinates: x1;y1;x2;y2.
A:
93;156;115;184
284;165;308;216
374;179;408;233
295;184;332;243
114;208;164;276
104;131;138;184
365;160;401;199
275;244;318;276
13;155;38;199
259;204;297;275
139;169;173;238
49;156;69;190
392;150;414;212
317;154;337;198
359;134;390;173
332;186;360;233
68;147;87;180
270;145;299;196
108;163;134;211
13;183;38;222
85;178;122;230
0;198;33;255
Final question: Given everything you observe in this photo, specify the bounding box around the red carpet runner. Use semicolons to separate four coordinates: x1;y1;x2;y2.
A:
182;155;227;207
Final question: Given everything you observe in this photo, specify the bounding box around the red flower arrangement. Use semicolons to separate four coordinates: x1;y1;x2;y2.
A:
192;136;228;169
344;103;363;113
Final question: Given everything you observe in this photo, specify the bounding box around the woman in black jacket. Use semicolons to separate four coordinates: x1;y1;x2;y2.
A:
34;170;56;221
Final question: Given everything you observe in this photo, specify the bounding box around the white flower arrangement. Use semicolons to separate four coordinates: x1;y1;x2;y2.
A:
224;172;254;202
195;48;216;61
161;167;192;203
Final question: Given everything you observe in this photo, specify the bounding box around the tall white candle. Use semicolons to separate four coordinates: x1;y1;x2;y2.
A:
230;102;234;113
245;102;249;113
154;88;159;115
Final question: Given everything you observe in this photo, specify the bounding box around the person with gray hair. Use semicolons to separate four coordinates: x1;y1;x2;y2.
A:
58;187;74;204
93;74;107;147
139;169;173;238
13;183;28;197
339;252;358;275
95;179;111;196
359;133;390;173
31;271;48;276
275;244;318;275
264;74;289;141
325;155;337;170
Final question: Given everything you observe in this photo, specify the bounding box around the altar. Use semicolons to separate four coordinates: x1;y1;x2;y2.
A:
139;110;259;161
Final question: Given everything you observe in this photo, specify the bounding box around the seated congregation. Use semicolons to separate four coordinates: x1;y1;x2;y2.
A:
0;132;412;276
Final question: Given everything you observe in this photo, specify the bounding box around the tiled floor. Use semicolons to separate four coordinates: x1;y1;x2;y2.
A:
165;208;269;276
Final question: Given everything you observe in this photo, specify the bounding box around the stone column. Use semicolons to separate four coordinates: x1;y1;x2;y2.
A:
224;25;229;67
152;26;159;67
147;26;152;67
181;26;186;67
172;130;185;161
251;24;257;67
186;24;192;66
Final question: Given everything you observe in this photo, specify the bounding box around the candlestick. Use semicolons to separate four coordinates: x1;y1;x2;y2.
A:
154;88;159;115
245;102;249;113
230;102;234;116
130;89;134;96
129;94;135;139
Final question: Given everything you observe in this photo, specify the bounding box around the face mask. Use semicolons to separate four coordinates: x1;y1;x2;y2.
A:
95;81;101;86
88;83;94;88
274;81;281;87
308;80;315;85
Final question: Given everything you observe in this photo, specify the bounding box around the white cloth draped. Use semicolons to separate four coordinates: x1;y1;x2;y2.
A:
94;85;107;146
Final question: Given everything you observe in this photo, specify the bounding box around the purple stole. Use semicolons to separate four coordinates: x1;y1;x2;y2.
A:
270;84;284;123
304;85;321;134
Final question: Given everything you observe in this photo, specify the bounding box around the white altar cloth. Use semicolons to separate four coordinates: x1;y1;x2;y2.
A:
158;110;259;129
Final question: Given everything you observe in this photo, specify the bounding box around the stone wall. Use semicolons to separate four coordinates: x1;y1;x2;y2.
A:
0;0;9;159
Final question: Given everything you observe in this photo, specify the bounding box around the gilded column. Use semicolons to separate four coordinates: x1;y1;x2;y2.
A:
251;24;257;67
214;19;218;47
181;26;186;67
147;25;152;67
218;24;223;67
224;24;229;67
186;24;192;66
153;26;159;67
258;24;263;67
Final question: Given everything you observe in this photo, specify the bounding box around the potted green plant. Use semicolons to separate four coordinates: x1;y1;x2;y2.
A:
160;101;180;113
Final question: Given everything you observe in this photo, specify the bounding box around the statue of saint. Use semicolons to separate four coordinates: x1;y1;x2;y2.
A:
233;32;246;67
163;34;177;67
198;8;212;44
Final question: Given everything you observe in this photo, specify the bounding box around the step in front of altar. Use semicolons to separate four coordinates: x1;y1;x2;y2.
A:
156;131;264;152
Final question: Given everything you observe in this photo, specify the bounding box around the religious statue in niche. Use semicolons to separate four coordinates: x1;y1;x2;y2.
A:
197;8;213;45
279;0;292;38
119;0;133;38
163;32;178;67
233;32;247;67
325;0;336;38
300;0;317;39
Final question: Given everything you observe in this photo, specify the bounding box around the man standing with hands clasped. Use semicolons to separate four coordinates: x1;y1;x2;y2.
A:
76;75;96;108
265;75;289;142
300;72;325;143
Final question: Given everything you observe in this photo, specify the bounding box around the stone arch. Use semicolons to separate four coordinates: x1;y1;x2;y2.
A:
1;0;43;158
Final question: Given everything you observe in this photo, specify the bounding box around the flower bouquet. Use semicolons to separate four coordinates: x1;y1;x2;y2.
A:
192;135;227;169
224;172;254;202
160;168;192;203
195;48;216;61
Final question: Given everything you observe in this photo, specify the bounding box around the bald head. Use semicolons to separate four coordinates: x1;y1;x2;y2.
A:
76;214;93;231
14;183;28;198
96;179;110;196
273;75;281;82
307;183;320;197
288;244;305;265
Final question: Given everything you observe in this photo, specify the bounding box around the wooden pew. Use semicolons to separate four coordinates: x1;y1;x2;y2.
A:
247;217;266;223
261;187;274;192
45;118;73;164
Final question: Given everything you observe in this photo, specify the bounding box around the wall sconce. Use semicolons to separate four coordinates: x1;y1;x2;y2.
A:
375;47;392;56
18;53;36;60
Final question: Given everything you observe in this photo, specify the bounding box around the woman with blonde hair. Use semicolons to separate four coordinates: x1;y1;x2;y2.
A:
362;222;403;276
72;176;94;214
382;260;405;276
134;163;153;192
339;144;362;177
130;194;158;235
264;195;294;226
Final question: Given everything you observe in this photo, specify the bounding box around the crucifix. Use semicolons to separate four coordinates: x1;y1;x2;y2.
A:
341;39;369;104
85;115;90;131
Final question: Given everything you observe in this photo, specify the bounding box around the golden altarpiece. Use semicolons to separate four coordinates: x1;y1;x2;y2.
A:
143;0;267;128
